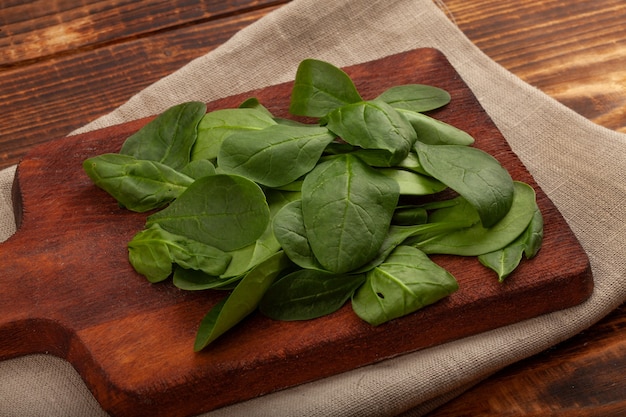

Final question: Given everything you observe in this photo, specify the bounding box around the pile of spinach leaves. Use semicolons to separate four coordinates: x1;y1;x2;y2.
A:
83;59;543;351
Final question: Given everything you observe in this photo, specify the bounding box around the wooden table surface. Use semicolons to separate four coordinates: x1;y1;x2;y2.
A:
1;0;625;415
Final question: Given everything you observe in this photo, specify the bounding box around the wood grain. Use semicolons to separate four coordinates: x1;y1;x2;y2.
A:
427;304;626;416
440;0;626;134
0;1;288;170
0;0;285;67
0;48;591;417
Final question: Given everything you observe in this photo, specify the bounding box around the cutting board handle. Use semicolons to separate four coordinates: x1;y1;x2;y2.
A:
0;120;150;361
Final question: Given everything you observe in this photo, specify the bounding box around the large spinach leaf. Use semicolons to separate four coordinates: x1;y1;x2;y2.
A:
218;124;336;187
301;154;399;273
146;174;270;252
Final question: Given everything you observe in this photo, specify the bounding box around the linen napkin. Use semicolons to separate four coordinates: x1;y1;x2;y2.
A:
2;0;625;416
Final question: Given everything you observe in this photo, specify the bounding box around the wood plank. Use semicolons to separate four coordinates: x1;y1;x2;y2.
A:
441;0;626;133
0;5;283;170
427;304;626;416
0;48;592;417
0;0;289;67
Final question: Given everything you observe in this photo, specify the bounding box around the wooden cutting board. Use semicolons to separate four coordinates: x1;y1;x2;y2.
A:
0;48;592;417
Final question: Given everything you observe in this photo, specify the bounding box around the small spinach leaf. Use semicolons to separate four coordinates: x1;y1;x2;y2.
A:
356;220;473;273
272;200;326;271
146;174;270;252
478;242;526;282
326;100;416;166
289;59;362;118
478;200;543;281
128;224;232;283
120;101;207;170
392;206;428;225
398;109;475;146
378;168;447;195
192;108;276;161
83;153;194;212
218;124;336;187
194;251;292;351
173;267;242;290
376;84;451;112
180;159;216;179
415;141;514;227
413;182;537;256
352;246;458;326
523;202;544;259
396;152;429;175
238;97;275;118
260;269;365;321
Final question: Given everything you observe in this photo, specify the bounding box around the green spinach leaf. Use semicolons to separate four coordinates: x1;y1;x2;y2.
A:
128;224;232;283
218;189;300;278
356;220;474;273
376;84;451;112
413;181;537;256
478;242;526;282
120;101;207;170
396;151;430;175
398;109;475;146
326;100;416;166
301;154;399;273
191;108;276;161
415;141;514;227
289;59;362;118
478;200;543;281
147;174;270;251
83;153;194;212
352;246;458;326
194;251;292;351
260;269;365;321
218;124;336;187
378;168;447;195
523;202;544;259
180;159;216;179
273;200;326;271
172;267;242;290
392;206;428;225
238;97;275;117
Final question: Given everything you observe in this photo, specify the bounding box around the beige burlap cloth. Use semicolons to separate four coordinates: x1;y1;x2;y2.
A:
1;0;625;416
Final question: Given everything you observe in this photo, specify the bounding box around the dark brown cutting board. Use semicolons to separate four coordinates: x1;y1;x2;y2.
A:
0;48;592;417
